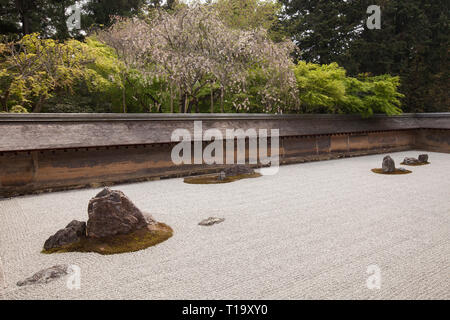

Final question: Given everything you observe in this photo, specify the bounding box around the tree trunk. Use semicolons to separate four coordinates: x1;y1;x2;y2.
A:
170;83;174;113
122;86;127;113
179;93;188;113
210;85;214;113
184;94;189;113
122;74;127;113
32;96;45;113
1;90;10;112
220;86;224;113
22;12;31;35
15;0;32;35
187;97;198;114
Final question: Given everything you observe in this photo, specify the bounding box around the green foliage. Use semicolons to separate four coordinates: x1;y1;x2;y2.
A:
0;34;126;113
347;74;404;117
294;62;346;111
294;62;403;117
0;104;28;113
2;1;447;113
0;33;90;112
123;71;172;113
9;105;28;113
80;37;123;91
41;93;113;113
214;0;284;41
0;2;407;116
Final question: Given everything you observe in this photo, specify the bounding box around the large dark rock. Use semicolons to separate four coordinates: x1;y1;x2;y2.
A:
86;188;149;238
382;156;395;173
44;220;86;250
17;265;69;286
418;154;429;163
223;165;255;177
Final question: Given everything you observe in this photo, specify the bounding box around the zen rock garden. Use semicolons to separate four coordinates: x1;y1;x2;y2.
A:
3;151;448;299
184;165;261;184
372;154;429;175
43;188;173;255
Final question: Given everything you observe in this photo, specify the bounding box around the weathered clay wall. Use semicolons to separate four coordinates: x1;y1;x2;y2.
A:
415;129;450;153
0;113;449;197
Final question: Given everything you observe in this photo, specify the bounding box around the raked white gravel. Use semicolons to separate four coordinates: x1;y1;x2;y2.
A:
0;151;449;300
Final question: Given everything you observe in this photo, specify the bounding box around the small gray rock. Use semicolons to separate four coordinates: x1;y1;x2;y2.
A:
17;265;69;287
418;154;429;163
382;156;395;173
199;217;225;226
397;167;408;172
142;212;156;225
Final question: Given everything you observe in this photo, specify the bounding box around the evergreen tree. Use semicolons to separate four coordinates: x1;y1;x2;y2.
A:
0;0;75;39
280;0;365;66
0;0;22;37
0;0;155;39
281;0;450;112
82;0;146;29
350;1;449;112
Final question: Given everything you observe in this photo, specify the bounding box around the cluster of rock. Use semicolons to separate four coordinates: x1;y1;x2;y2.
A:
381;155;411;173
44;188;154;251
29;185;228;287
218;165;255;181
381;154;429;173
21;188;170;287
402;154;429;165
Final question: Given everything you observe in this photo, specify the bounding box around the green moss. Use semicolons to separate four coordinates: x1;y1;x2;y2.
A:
184;173;262;184
42;223;173;255
400;162;430;166
371;168;412;175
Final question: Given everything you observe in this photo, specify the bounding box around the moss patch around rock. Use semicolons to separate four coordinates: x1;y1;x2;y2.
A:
184;173;262;184
371;168;412;175
400;162;430;166
42;223;173;255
